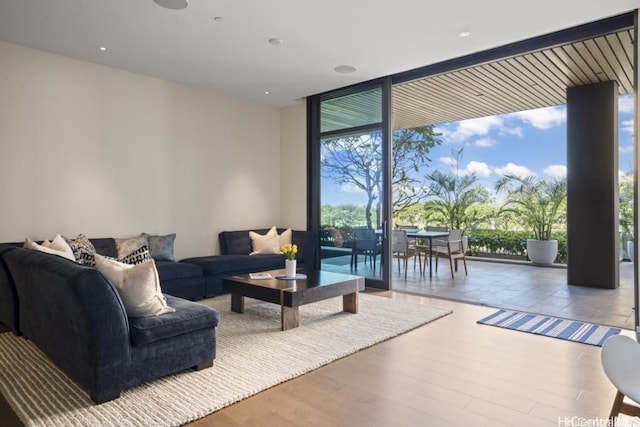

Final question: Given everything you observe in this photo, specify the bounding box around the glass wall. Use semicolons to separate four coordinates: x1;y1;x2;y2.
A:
311;83;391;286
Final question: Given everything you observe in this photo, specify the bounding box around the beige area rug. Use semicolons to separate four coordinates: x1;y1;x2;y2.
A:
0;293;452;427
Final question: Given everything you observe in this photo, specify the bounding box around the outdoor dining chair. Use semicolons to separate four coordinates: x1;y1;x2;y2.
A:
433;229;468;279
350;228;382;271
392;229;416;280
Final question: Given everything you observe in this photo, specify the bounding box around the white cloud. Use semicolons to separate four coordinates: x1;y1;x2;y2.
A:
461;161;492;178
544;164;567;179
439;156;457;166
472;137;496;147
509;106;566;129
619;95;634;114
340;183;364;193
439;116;504;143
622;119;634;135
620;144;634;153
495;163;536;178
438;114;524;143
500;127;524;138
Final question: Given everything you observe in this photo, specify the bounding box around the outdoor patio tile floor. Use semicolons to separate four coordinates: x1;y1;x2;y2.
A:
321;256;635;329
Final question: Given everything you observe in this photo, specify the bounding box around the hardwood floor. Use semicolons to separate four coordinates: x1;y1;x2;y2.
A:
0;292;625;426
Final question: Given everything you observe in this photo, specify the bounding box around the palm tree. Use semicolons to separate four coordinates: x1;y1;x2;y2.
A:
494;174;567;241
425;149;490;232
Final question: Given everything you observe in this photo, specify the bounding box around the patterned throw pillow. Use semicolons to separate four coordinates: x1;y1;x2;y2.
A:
79;245;151;267
115;235;149;259
63;234;96;265
118;245;152;265
141;233;176;262
77;251;97;267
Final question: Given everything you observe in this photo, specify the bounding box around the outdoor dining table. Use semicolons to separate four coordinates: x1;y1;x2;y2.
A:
405;230;450;278
377;229;450;278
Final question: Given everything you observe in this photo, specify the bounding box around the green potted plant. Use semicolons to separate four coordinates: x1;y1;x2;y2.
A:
495;174;567;265
426;148;491;253
620;173;634;262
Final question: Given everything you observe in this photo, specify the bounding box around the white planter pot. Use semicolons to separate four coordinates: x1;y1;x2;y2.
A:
285;259;297;277
526;239;558;266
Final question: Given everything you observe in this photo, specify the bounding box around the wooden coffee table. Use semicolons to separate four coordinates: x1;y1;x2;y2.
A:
223;269;365;331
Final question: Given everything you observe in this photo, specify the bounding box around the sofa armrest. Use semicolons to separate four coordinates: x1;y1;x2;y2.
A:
292;230;318;267
4;248;130;398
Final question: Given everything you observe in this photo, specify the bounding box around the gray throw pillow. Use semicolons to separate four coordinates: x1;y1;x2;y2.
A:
142;233;176;262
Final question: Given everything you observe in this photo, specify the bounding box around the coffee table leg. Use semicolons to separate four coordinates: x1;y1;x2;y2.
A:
343;292;358;313
231;293;244;313
281;306;299;331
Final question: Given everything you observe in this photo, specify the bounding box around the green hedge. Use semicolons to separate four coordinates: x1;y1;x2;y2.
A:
320;226;568;264
466;229;567;264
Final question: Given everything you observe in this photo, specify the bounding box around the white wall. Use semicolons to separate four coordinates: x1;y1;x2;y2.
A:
279;101;307;230
0;41;284;258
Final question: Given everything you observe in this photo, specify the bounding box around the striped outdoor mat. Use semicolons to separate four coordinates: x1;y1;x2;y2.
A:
477;309;621;346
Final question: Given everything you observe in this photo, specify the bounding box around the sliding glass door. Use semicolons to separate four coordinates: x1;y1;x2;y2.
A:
309;80;392;289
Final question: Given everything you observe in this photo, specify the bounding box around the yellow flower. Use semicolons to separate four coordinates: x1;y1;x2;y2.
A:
280;243;298;260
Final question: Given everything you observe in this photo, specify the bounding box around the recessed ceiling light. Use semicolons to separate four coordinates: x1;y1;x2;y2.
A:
264;91;270;95
98;46;107;52
334;65;357;74
458;31;471;38
268;38;283;45
153;0;188;10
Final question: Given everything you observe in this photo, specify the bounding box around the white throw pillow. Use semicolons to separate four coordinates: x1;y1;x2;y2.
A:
43;234;75;257
94;254;175;318
24;237;75;261
249;226;280;255
279;228;292;247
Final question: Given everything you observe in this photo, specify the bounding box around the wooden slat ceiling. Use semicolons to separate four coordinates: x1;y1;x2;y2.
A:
392;29;634;130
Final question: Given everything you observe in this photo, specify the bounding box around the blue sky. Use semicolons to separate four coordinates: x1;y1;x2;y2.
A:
321;94;634;206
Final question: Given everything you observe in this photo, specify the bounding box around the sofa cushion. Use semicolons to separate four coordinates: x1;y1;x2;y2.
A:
128;296;219;346
249;226;280;255
90;238;118;258
94;255;175;318
183;254;284;276
142;233;176;262
155;260;202;281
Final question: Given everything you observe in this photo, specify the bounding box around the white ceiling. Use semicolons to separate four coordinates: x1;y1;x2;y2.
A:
0;0;638;107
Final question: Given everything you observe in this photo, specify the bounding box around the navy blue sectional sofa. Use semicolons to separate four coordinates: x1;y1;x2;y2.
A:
0;244;219;404
182;228;318;298
0;228;316;403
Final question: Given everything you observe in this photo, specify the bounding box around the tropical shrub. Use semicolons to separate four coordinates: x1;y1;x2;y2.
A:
466;229;567;264
495;174;567;240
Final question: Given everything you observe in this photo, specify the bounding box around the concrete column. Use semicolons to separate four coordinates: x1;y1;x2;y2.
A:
566;81;619;288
